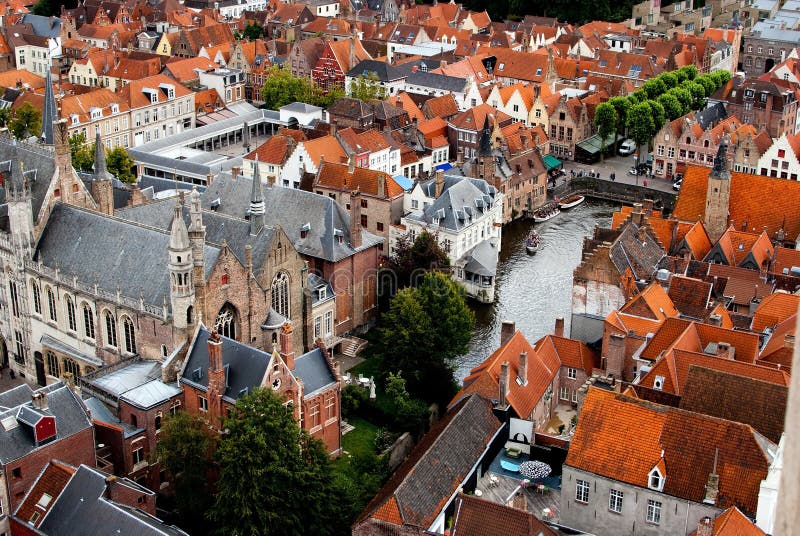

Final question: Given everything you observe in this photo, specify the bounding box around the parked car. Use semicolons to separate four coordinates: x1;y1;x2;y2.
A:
619;139;636;156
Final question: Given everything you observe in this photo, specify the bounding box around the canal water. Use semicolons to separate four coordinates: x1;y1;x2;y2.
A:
457;200;615;380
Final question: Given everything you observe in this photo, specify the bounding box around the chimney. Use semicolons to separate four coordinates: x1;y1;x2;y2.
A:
785;334;795;349
279;323;295;370
554;317;565;337
350;188;363;248
500;320;516;345
642;198;654;214
457;146;464;165
206;172;214;186
631;207;645;226
348;154;355;173
208;330;223;372
708;313;722;327
378;174;386;198
703;449;720;505
696;517;713;536
331;119;338;135
605;333;626;380
638;225;647;244
434;169;444;198
31;391;48;411
518;352;528;386
498;362;510;408
716;342;734;360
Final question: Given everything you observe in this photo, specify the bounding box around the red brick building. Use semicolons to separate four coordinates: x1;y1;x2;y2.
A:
312;36;371;90
0;382;95;535
180;325;342;454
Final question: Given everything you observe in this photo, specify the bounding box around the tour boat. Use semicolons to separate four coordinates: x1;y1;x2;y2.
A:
525;231;541;255
558;194;585;210
533;205;560;223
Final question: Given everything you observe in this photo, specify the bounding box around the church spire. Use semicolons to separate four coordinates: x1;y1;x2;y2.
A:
168;197;194;330
242;121;251;153
709;136;730;180
93;128;113;181
42;70;57;145
249;156;265;236
478;114;493;157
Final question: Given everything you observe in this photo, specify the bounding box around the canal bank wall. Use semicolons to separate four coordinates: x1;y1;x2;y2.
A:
552;177;678;214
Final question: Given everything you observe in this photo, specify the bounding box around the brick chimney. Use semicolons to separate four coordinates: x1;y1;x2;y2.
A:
279;322;295;370
206;331;226;402
786;334;796;349
500;320;516;345
708;313;722;326
716;342;734;360
696;517;713;536
350;188;363;249
518;352;528;386
434;169;444;198
554;317;565;337
703;449;720;505
208;330;223;372
642;198;654;214
31;391;47;411
378;174;386;198
498;362;510;408
605;333;626;380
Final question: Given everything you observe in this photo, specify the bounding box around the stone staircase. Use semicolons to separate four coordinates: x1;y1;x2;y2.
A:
341;336;368;358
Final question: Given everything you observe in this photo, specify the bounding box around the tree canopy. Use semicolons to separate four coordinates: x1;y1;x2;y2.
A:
69;133;95;173
626;101;656;155
209;388;348;536
241;22;264;40
348;73;387;102
385;230;450;290
261;66;344;111
106;146;137;183
9;102;42;141
593;102;618;159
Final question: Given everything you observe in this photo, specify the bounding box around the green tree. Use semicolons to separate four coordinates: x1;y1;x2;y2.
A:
593;102;618;161
626;101;656;159
659;72;678;89
348;73;387;102
69;133;95;172
241;22;264;40
642;77;667;100
667;87;693;115
261;66;313;110
657;93;683;121
106;146;136;183
385;371;428;435
9;102;42;140
646;100;666;132
209;388;346;536
608;96;631;139
155;411;214;535
684;81;708;110
695;75;717;97
679;65;698;81
710;69;731;89
385;230;450;290
0;107;10;128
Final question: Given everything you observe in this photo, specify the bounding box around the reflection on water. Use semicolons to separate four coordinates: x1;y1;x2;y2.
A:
457;200;615;379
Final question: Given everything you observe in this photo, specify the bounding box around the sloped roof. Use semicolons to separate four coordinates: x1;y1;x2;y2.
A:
355;394;501;530
752;292;800;332
567;389;774;516
679;366;787;444
449;103;511;131
316;161;403;198
535;334;597;374
450;493;558;536
13;460;76;530
619;282;678;321
408;174;498;233
691;507;766;536
667;276;712;320
244;134;296;165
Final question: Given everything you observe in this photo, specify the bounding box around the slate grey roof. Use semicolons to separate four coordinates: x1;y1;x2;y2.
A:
120;380;182;410
84;361;180;410
42;70;57;145
696;102;728;130
408;174;498;233
293;348;336;396
37;465;188;536
393;59;442;77
0;136;57;230
83;397;143;438
462;237;499;277
280;102;323;114
406;71;468;93
40;334;103;367
609;223;667;281
34;204;220;309
307;273;335;305
20;14;63;38
180;327;271;403
0;382;92;465
355;394;502;529
346;59;405;82
0;384;34;410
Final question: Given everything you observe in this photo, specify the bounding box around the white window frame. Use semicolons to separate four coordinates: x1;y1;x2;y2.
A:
568;367;577;379
576;479;589;503
609;489;623;513
646;499;662;524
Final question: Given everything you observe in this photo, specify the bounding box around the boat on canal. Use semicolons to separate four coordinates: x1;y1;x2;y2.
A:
533;203;560;223
558;194;585;210
525;231;540;254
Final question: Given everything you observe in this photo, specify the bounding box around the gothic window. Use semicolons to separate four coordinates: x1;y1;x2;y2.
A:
83;304;95;339
215;304;238;340
30;280;41;315
104;311;117;348
46;287;57;322
122;316;136;354
63;357;80;378
186;306;193;326
271;272;290;318
66;297;77;332
9;281;20;318
14;330;25;365
46;351;59;377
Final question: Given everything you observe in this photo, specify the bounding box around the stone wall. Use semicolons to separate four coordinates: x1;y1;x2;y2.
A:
555;178;678;215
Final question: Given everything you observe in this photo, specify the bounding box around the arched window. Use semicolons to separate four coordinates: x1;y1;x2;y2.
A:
31;280;41;315
63;357;80;378
46;351;59;377
122;316;136;354
83;304;95;339
215;303;237;339
65;296;77;332
104;311;117;347
186;305;193;326
271;272;290;318
46;287;57;322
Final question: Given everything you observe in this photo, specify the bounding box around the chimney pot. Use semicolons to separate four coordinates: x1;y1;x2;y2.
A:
554;317;565;337
279;323;295;370
500;320;516;345
696;517;714;536
208;330;223;372
434;170;445;198
518;352;528;386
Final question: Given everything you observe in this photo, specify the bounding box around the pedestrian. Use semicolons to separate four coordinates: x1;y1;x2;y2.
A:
643;179;648;187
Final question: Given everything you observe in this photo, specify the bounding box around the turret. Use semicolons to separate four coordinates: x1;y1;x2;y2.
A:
8;152;34;253
168;199;195;329
704;138;732;243
90;128;114;215
249;156;265;236
188;187;206;324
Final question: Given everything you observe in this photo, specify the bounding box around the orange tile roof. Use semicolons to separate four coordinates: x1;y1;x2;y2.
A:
117;73;194;110
772;247;800;276
0;69;44;90
59;89;129;122
638;317;694;361
752;292;800;332
449;103;510;131
301;135;347;167
316;161;403;198
692;507;767;536
165;56;219;83
422;94;459;120
536;335;597;373
758;313;796;372
328;37;372;74
390;92;425;123
673;165;800;240
14;460;76;529
681;221;712;259
245;135;296;165
619;282;679;320
567;389;773;517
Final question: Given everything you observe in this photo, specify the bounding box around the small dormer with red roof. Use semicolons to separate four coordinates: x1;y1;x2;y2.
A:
16;394;57;446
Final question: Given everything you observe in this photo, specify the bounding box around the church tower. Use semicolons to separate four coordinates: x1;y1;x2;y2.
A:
704;138;731;243
90;129;114;216
474;115;496;187
168;199;195;330
249;156;265;236
7;150;34;254
188;187;206;324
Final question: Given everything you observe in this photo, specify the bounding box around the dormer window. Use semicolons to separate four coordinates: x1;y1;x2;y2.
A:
110;103;119;114
317;286;326;300
648;467;664;491
71;114;79;125
300;222;311;239
90;107;102;120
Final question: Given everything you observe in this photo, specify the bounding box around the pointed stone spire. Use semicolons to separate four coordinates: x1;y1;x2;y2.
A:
93;128;113;181
242;121;251;153
478;114;493;157
169;200;190;252
249;156;265;236
709;136;730;180
8;150;28;201
42;70;57;145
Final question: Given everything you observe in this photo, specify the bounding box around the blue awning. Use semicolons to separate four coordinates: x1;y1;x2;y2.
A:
435;162;453;171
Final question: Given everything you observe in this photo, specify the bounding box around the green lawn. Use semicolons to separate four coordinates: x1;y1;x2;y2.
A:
342;416;379;458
